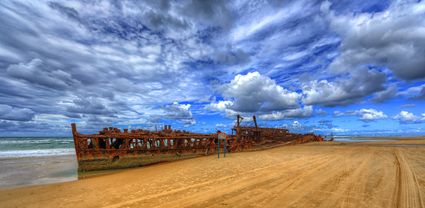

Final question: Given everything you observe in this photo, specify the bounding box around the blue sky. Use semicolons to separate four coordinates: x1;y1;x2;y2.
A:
0;0;424;136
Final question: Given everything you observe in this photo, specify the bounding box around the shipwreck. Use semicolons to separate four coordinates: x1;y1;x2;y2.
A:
71;115;324;172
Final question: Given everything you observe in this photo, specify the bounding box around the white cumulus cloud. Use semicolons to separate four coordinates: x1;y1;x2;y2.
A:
0;104;35;121
259;106;313;120
163;102;195;125
327;1;425;80
334;108;387;122
394;111;424;124
398;84;425;100
302;69;386;106
219;71;300;112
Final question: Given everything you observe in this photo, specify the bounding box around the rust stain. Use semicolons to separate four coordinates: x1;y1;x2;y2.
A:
71;115;324;172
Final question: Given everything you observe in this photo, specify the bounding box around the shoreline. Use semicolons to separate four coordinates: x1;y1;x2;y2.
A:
1;138;425;207
333;135;425;139
0;155;77;189
1;136;424;189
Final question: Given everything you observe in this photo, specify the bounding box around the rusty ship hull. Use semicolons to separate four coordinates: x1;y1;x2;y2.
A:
71;115;324;172
71;124;219;172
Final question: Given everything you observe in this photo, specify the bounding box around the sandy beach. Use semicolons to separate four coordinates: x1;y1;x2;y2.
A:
1;138;425;208
0;155;77;188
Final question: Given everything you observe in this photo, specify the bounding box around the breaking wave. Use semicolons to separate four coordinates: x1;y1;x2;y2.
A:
0;137;75;158
0;148;75;158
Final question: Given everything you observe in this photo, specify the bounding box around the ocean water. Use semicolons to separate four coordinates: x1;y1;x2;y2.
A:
0;137;77;188
0;137;76;158
333;137;392;142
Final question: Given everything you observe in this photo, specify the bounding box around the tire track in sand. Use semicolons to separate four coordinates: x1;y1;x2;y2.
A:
104;153;335;208
393;149;424;208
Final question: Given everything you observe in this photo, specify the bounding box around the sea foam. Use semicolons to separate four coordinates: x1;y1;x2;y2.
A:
0;148;75;158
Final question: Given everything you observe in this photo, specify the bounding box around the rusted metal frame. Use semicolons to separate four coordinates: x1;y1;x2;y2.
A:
77;137;215;153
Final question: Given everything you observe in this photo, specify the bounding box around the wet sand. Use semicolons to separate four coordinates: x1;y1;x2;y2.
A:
1;138;425;208
0;155;77;188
